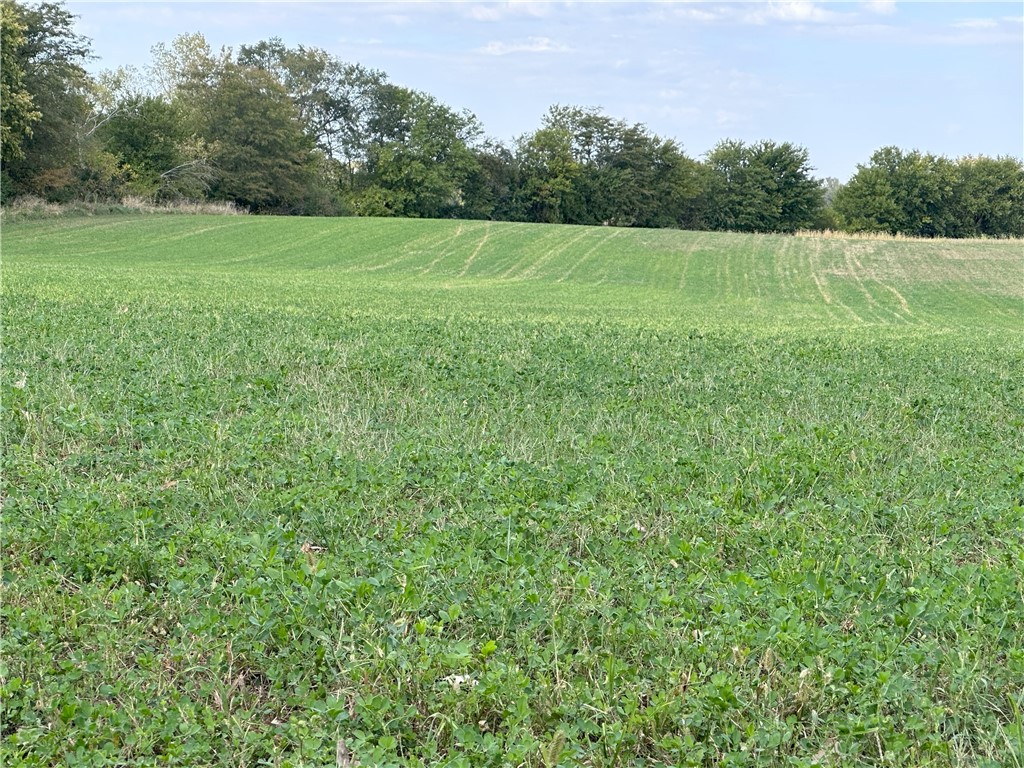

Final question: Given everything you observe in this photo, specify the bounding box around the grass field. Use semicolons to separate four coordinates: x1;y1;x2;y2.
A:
2;216;1022;767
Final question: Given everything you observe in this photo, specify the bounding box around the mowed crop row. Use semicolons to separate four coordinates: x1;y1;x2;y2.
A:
3;216;1022;767
6;216;1021;329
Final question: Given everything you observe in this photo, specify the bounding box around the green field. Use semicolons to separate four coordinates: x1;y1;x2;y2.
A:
3;216;1022;767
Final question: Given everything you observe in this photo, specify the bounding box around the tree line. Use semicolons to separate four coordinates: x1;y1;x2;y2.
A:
2;1;1022;237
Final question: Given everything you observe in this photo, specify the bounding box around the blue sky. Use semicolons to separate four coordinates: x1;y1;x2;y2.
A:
69;1;1023;181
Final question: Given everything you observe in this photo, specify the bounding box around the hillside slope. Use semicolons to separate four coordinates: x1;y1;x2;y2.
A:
3;216;1022;766
5;216;1021;330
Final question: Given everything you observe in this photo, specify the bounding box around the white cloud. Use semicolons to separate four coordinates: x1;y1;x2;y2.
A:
715;109;745;127
862;0;897;16
771;1;834;22
952;19;999;30
655;105;702;123
337;37;383;47
671;7;725;23
75;2;294;30
466;1;552;22
921;28;1020;45
743;1;842;25
810;23;898;40
476;37;572;55
651;3;842;26
468;6;503;22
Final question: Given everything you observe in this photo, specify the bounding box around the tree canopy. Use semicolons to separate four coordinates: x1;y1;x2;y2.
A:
1;0;94;200
2;0;1020;237
834;147;1024;238
0;1;40;165
704;140;823;233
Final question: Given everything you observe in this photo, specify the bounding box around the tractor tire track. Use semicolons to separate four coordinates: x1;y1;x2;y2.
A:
457;222;491;277
677;233;708;292
811;240;864;323
557;228;624;283
503;227;591;280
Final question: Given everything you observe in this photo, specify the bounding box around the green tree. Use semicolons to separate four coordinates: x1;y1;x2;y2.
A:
351;87;481;218
459;140;519;220
0;1;40;168
148;32;229;99
238;38;388;209
704;139;769;232
704;139;823;233
180;62;317;213
514;122;579;224
950;155;1024;238
756;140;824;232
97;95;214;200
517;106;704;229
238;39;376;161
141;34;339;212
238;39;487;217
834;147;959;237
1;0;94;199
554;107;640;225
632;138;707;230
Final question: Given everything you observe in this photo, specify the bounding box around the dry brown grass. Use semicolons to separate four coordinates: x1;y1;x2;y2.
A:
0;195;64;218
118;196;247;216
794;228;1021;243
0;195;247;221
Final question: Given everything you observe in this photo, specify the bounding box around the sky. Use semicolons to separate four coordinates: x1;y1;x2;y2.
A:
68;1;1023;181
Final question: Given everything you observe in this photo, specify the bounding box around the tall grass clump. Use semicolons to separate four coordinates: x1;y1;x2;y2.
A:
794;228;1022;243
0;195;247;221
